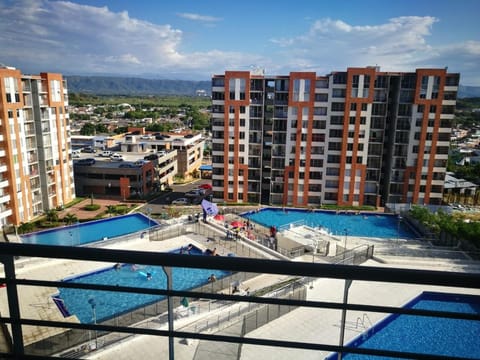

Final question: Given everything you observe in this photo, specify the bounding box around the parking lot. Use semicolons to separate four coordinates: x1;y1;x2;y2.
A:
149;179;213;206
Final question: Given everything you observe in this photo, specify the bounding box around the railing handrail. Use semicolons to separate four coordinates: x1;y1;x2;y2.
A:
1;243;479;288
1;242;479;360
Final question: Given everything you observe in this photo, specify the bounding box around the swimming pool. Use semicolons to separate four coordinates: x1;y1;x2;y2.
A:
55;247;229;323
326;292;480;359
243;208;415;239
21;213;157;246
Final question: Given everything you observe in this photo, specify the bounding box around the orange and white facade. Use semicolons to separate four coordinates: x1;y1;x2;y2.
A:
0;65;75;226
211;67;459;207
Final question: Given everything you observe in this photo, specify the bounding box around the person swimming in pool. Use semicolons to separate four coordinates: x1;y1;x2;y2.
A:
146;272;152;280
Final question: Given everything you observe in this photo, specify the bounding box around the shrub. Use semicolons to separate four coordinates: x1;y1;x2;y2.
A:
83;204;101;211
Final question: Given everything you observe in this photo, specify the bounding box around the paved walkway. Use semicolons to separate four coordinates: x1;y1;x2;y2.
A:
57;198;142;220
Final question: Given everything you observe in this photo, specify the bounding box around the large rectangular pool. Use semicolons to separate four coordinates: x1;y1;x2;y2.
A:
21;213;157;246
243;208;416;239
326;291;480;359
55;247;229;323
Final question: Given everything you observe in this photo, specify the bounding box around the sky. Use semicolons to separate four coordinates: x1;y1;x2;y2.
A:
1;0;479;84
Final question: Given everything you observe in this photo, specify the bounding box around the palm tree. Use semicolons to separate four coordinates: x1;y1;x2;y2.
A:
45;209;59;222
18;222;34;234
106;205;117;217
63;213;78;225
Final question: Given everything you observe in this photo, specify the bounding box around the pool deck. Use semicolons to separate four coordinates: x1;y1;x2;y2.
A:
1;219;480;359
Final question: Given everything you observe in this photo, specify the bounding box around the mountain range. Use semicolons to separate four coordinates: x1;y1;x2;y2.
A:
65;76;210;96
65;75;480;98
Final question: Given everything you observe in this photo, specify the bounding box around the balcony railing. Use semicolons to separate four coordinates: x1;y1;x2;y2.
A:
0;242;479;360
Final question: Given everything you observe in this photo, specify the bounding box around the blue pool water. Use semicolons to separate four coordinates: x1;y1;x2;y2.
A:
56;247;229;323
327;292;480;360
243;208;415;239
21;213;157;246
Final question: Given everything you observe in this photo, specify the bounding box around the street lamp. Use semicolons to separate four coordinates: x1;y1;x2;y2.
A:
397;215;402;243
310;239;318;289
88;298;98;350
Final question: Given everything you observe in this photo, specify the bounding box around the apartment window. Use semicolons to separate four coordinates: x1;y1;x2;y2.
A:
357;156;363;163
329;142;342;151
327;155;341;163
374;75;388;88
314;107;327;115
333;73;347;84
212;78;224;87
332;88;345;98
331;102;345;112
401;75;416;89
372;103;386;116
350;103;357;111
347;143;353;151
349;117;356;124
330;116;343;125
329;129;343;138
430;105;437;113
229;78;246;100
293;79;311;102
316;79;329;88
311;133;325;142
419;76;428;99
315;93;328;102
361;103;368;111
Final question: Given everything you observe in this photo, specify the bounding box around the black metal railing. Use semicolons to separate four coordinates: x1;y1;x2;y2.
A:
0;242;479;360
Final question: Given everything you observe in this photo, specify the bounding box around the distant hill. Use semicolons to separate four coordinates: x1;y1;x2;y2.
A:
65;76;210;96
458;85;480;98
65;75;480;98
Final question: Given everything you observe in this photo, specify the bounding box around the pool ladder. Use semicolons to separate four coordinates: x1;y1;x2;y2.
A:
356;313;373;339
356;313;372;330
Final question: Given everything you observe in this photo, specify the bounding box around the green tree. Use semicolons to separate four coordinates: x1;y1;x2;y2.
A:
63;213;78;225
80;123;97;135
45;209;59;222
106;205;117;217
18;222;34;234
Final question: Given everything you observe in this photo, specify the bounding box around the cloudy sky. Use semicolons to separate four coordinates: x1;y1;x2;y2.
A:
1;0;479;84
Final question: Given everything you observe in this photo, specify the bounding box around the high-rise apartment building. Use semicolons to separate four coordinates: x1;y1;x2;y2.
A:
0;65;75;226
211;67;459;207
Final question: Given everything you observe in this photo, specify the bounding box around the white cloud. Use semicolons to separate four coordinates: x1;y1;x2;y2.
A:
177;12;222;23
0;2;477;84
269;16;480;84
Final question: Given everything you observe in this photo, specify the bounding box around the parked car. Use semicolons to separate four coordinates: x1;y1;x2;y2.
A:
75;158;95;166
171;198;189;205
100;150;113;157
134;159;149;167
72;150;81;158
144;154;159;161
119;163;135;168
110;153;124;161
81;146;96;153
185;189;206;197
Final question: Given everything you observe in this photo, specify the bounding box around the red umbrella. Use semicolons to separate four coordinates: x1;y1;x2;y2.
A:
230;220;243;228
199;183;212;189
214;214;224;221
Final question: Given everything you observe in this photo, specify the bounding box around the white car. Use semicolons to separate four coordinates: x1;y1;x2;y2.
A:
110;153;124;161
171;198;189;205
100;150;113;157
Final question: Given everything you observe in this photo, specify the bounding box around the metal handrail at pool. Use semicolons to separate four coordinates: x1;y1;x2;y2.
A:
0;242;479;360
